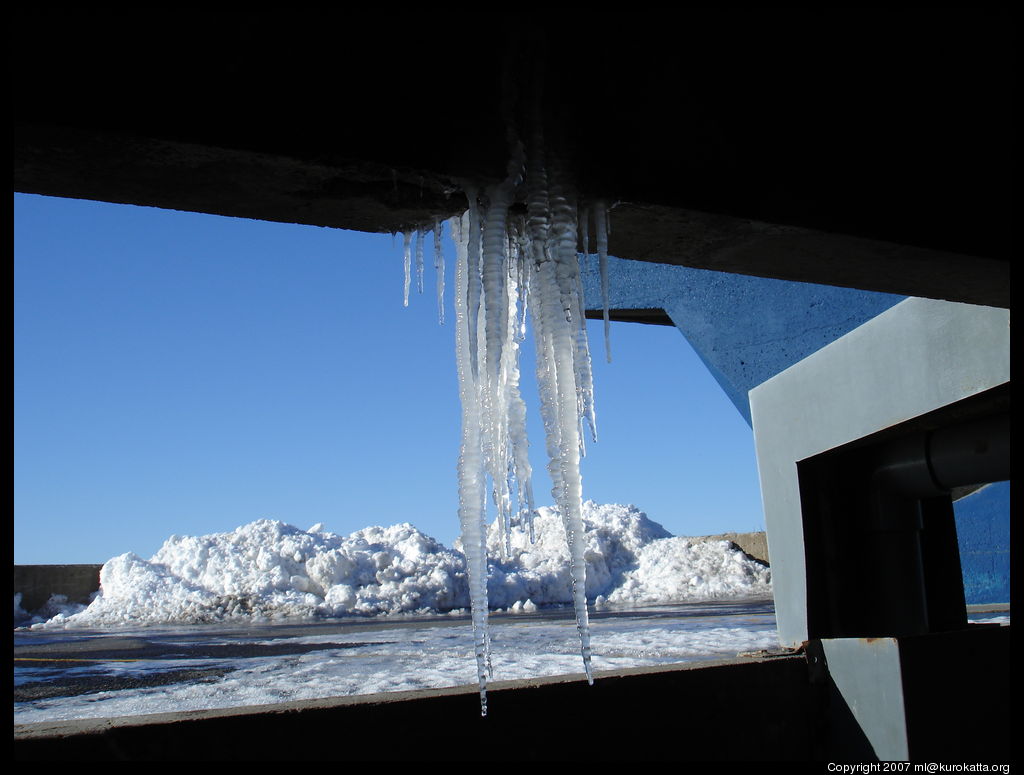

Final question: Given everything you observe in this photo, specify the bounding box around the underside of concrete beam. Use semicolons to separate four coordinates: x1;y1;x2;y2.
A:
13;9;1013;308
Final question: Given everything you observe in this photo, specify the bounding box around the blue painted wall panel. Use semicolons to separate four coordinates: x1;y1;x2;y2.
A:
582;256;904;424
954;482;1011;605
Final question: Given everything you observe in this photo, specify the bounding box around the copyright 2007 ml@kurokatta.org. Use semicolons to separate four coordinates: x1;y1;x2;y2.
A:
827;764;1011;774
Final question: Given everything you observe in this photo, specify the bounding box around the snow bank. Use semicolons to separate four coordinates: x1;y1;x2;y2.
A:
28;503;770;628
483;504;770;608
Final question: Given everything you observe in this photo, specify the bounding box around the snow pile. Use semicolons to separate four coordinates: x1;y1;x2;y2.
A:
41;521;468;627
27;504;770;628
483;504;769;608
483;502;672;606
603;538;772;606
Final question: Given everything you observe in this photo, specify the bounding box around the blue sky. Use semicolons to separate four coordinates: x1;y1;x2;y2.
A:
13;193;764;565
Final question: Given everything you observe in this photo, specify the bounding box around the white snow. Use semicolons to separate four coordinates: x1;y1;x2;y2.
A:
14;605;781;724
15;605;1010;725
20;503;771;630
15;503;777;725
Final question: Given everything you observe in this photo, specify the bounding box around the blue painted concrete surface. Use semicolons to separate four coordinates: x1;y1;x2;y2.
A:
954;482;1011;605
582;256;904;424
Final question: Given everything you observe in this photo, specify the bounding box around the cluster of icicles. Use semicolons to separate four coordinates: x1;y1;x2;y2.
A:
401;155;612;715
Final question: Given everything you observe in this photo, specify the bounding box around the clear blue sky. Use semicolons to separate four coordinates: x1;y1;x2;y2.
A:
13;193;765;565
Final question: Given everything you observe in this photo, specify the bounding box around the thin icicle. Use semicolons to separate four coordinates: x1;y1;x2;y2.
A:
580;204;591;260
434;218;445;325
502;239;535;543
402;230;412;308
415;229;425;295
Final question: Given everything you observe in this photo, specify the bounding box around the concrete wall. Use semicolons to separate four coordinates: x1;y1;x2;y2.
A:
697;532;769;566
13;565;103;613
750;298;1010;646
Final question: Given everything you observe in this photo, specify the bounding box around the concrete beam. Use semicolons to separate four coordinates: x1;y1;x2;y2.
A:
13;9;1013;308
606;204;1010;309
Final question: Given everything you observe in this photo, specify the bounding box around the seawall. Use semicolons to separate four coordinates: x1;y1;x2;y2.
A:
13;565;103;613
698;532;769;566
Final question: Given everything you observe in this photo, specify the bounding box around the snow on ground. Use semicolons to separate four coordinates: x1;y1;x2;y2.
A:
18;503;772;629
13;606;781;724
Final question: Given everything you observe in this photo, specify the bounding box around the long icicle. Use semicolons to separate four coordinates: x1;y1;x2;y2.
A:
545;158;594;683
403;145;598;709
451;213;491;716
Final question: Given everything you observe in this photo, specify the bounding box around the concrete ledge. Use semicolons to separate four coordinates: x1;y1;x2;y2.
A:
13;565;103;612
697;532;769;566
14;654;811;760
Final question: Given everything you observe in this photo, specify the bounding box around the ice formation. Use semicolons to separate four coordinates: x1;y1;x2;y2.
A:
433;218;445;325
437;146;615;712
402;136;623;713
402;230;412;307
415;229;425;295
20;504;772;629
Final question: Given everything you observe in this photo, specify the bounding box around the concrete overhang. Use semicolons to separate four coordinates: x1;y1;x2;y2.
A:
13;9;1013;308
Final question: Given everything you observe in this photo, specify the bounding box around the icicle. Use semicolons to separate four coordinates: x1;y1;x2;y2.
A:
415;229;425;295
434;218;445;325
595;203;612;364
545;161;595;683
403;131;598;710
502;238;535;544
402;230;412;308
466;188;483;382
451;213;491;716
481;184;512;392
576;205;590;336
